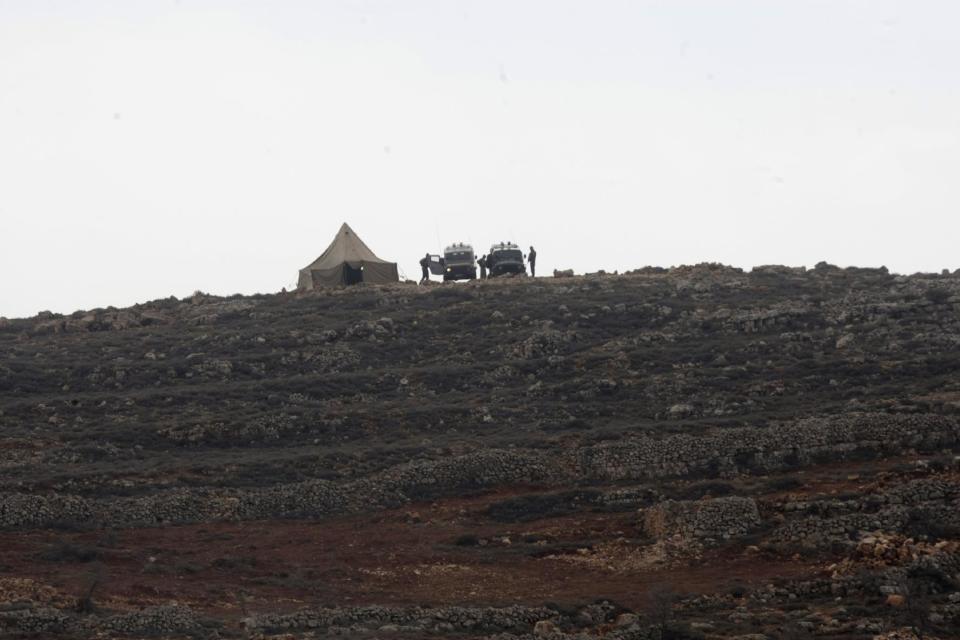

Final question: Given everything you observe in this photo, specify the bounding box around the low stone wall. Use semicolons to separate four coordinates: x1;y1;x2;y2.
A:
1;413;957;531
576;413;960;482
0;605;204;637
0;606;69;635
0;602;661;639
643;497;760;542
770;477;960;549
97;605;203;636
0;492;92;529
247;605;558;634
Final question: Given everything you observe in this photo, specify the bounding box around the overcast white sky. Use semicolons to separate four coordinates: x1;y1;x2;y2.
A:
2;1;959;318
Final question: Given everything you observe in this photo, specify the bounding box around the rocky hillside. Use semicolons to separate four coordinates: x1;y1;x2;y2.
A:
1;263;960;639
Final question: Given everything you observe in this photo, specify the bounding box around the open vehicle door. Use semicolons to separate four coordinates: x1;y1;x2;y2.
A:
428;255;445;276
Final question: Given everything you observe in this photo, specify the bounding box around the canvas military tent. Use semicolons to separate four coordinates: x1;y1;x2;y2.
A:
297;223;399;289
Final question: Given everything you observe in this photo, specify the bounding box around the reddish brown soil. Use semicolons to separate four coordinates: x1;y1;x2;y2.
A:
0;489;823;620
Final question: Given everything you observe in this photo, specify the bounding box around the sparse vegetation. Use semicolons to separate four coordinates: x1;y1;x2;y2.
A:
925;287;951;305
75;564;104;614
1;268;960;637
453;534;481;547
41;542;99;563
486;490;603;523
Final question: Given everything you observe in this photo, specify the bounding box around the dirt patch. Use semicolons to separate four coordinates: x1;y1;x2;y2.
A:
0;493;822;618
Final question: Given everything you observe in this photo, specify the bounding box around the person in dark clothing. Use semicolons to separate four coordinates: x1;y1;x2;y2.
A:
528;246;537;277
478;255;487;280
487;252;496;277
419;253;430;284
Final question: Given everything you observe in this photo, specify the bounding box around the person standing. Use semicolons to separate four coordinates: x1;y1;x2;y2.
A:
478;254;487;280
528;246;537;277
419;253;430;284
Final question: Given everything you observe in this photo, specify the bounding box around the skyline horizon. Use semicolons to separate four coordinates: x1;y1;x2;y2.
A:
3;2;958;318
4;238;954;320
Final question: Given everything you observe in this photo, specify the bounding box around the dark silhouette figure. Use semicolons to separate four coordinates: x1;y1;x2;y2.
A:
487;252;496;277
419;253;430;284
478;255;487;280
528;246;537;277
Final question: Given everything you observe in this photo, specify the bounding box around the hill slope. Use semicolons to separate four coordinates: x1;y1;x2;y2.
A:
1;264;960;638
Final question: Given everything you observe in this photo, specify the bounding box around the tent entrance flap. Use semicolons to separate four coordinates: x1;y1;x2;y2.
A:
344;263;364;285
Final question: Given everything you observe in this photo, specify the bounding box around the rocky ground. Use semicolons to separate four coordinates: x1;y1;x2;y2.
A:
1;262;960;639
